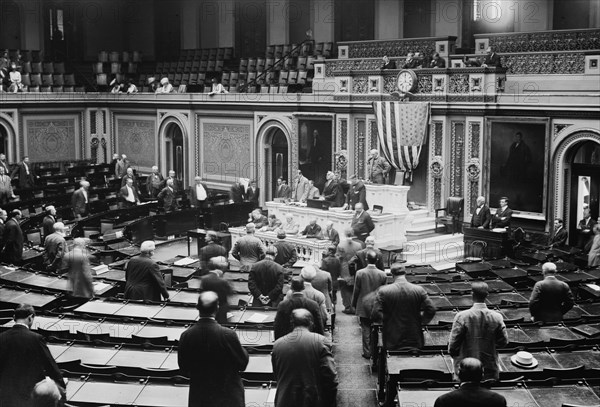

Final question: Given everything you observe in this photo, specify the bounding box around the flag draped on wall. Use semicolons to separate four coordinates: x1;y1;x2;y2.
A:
372;101;430;182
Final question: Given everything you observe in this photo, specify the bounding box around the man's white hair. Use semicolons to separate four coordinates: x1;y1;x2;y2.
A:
300;265;317;281
140;240;156;253
53;222;65;232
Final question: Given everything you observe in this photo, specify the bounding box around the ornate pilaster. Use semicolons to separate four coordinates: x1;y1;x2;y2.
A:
429;121;444;210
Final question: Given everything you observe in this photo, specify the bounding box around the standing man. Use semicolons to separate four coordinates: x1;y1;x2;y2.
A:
0;166;16;205
12;156;37;189
198;258;233;324
274;278;324;339
119;177;141;208
351;202;375;242
231;223;266;269
0;304;65;407
115;154;128;179
157;178;179;212
373;264;436;350
352;250;388;359
248;246;284;307
306;180;320;199
110;153;119;176
0;209;7;254
367;149;391;184
179;291;249;407
321;246;341;305
188;175;210;208
124;240;170;302
491;197;512;229
350;236;385;271
272;308;337;407
272;230;298;270
323;221;340;247
146;165;164;198
42;206;57;240
72;180;90;220
120;167;136;187
0;152;10;174
336;228;363;314
246;179;260;208
578;205;596;249
198;231;228;272
549;218;568;247
291;169;309;202
344;174;369;210
529;262;574;323
43;222;67;273
448;282;508;381
1;209;24;264
62;238;95;299
166;170;181;194
322;171;345;207
470;196;491;229
229;180;245;203
275;177;291;199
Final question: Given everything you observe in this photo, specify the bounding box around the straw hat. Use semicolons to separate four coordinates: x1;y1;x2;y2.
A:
510;351;538;369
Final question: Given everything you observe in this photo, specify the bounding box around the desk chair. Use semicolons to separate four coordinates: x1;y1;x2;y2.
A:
435;197;464;234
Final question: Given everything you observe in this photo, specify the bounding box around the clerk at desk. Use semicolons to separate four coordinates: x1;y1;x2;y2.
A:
491;197;512;229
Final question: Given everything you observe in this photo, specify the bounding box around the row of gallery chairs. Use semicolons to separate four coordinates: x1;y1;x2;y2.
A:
97;50;142;63
176;47;234;62
20;61;66;75
3;48;43;63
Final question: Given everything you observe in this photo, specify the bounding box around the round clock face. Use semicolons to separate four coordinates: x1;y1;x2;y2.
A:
397;70;417;93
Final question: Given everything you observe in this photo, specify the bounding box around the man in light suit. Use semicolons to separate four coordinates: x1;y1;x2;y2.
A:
157;178;179;212
179;291;249;407
470;196;491;229
491;197;512;229
272;308;338;407
188;175;210;208
372;264;436;351
549;218;568;247
350;203;375;242
71;180;90;219
529;262;574;323
41;206;57;240
0;153;10;174
291;169;309;202
352;250;387;359
0;166;16;205
119;177;141;208
43;222;67;273
367;149;391;184
0;304;65;407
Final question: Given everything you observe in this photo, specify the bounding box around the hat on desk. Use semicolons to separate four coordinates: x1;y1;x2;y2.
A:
510;351;538;369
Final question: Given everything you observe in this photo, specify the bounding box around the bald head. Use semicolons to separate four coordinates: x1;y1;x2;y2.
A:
32;377;62;407
300;265;317;282
458;357;483;383
291;308;314;329
197;291;219;317
471;282;489;302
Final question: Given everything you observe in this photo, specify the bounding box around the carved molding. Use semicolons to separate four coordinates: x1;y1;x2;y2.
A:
554;123;573;139
486;29;600;53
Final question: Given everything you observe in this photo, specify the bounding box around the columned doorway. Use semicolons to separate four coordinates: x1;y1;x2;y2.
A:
164;123;185;186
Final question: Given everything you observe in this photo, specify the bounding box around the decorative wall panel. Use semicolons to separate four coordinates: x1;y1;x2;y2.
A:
429;121;444;210
202;122;252;180
25;119;77;161
466;122;482;214
486;29;600;53
450;122;465;197
116;118;156;168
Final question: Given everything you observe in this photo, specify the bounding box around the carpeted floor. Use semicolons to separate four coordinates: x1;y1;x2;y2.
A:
154;237;380;406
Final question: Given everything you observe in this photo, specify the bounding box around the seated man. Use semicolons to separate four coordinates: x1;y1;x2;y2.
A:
248;208;268;229
282;214;299;236
381;55;396;70
434;358;506;407
301;218;323;239
265;214;280;231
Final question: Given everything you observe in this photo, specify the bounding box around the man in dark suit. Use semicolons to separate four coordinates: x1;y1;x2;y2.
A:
246;179;260;208
71;180;90;219
0;209;7;254
549;218;568;247
42;205;57;240
352;250;387;359
351;203;375;242
372;264;436;350
344;174;368;210
349;236;385;272
491;197;512;229
275;177;291;199
321;246;341;305
323;221;340;247
229;180;245;203
272;308;337;407
274;277;325;340
470;196;491;229
120;167;137;187
188;175;210;208
482;46;502;68
178;291;249;407
124;240;170;302
2;209;23;264
429;52;446;68
157;178;179;212
272;230;298;270
434;358;506;407
119;177;141;208
165;170;182;194
248;246;284;307
198;258;233;324
322;171;344;207
146;165;164;198
11;156;36;189
578;205;596;250
198;231;228;272
301;218;324;239
43;222;66;273
0;304;65;407
529;262;574;323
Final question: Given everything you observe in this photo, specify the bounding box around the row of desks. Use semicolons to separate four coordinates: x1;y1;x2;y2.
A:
1;316;275;346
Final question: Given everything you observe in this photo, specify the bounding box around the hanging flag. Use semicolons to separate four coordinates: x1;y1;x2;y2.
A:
372;101;430;181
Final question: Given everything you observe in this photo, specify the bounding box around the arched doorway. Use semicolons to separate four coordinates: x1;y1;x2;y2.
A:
567;140;600;247
265;128;289;201
0;124;8;156
164;123;185;186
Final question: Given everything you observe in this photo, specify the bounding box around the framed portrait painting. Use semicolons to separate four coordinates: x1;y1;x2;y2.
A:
484;117;550;217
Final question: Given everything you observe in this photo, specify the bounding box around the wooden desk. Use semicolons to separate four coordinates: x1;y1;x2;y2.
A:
463;227;510;259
